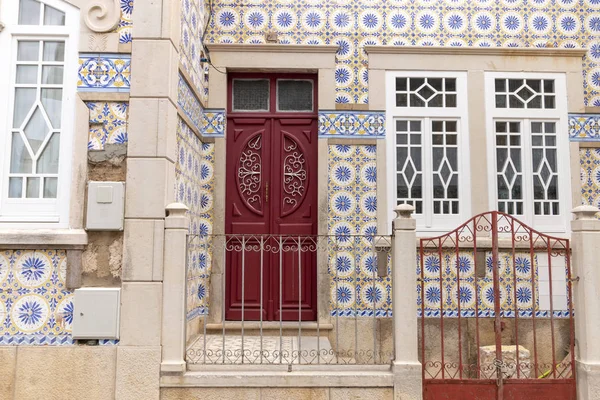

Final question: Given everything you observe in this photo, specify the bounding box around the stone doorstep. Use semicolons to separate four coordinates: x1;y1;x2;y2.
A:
204;321;335;332
162;368;395;388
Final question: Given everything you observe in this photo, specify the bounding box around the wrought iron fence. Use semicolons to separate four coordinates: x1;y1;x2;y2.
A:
185;234;394;366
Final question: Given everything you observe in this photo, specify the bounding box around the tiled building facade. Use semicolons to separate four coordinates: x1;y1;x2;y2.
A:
0;0;600;399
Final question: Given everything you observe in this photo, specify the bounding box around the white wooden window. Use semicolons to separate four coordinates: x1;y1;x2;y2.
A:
0;0;78;226
386;72;471;233
485;73;570;233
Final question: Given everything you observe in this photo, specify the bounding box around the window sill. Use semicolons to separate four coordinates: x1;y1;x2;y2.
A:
0;228;87;249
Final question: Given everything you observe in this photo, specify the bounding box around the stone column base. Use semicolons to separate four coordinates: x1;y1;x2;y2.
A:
392;361;423;400
577;360;600;400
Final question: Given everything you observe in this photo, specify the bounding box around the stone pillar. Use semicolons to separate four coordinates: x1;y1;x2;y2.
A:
391;204;422;400
161;203;190;373
571;205;600;400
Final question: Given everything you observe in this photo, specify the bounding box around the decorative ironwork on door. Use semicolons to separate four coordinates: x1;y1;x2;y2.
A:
420;211;576;400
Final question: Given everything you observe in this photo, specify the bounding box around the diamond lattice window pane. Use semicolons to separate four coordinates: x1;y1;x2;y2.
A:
10;133;33;173
233;80;269;111
277;80;313;111
38;133;60;173
13;88;36;128
24;106;50;154
41;89;62;128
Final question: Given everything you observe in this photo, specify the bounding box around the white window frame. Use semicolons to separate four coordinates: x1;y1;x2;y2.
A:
484;72;571;233
0;0;78;227
386;71;471;234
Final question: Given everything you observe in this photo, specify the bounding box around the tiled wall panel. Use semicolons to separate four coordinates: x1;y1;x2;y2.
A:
206;0;600;106
181;0;209;102
581;148;600;211
0;250;72;344
87;102;129;150
175;118;215;320
78;54;131;92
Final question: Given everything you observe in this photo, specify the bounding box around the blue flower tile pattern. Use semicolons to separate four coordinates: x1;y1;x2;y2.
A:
78;54;131;92
319;111;385;138
417;251;554;318
0;250;73;345
328;144;388;317
117;0;134;44
205;0;600;106
175;118;215;320
569;114;600;141
87;102;129;150
580;148;600;215
180;0;209;102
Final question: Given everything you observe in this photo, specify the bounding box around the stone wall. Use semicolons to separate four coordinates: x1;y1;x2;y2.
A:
162;387;394;400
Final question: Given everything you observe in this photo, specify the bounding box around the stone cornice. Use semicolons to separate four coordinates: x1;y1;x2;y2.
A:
207;44;339;54
364;45;587;58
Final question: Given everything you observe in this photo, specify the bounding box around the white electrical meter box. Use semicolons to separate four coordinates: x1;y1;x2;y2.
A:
86;181;125;231
72;288;121;340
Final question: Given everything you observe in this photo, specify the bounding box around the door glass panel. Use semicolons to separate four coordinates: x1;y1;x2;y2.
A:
232;79;269;111
395;119;423;214
431;120;459;215
531;121;559;215
495;121;523;215
277;80;313;111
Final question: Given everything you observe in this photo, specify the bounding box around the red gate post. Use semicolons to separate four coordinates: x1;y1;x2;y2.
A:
392;204;423;400
571;205;600;399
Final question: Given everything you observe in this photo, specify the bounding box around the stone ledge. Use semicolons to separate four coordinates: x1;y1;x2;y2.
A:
0;229;88;249
364;45;587;58
161;368;393;388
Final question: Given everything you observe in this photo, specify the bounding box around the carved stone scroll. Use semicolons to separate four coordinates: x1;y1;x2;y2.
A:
83;0;121;33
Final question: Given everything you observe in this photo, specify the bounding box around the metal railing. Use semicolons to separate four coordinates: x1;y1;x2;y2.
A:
185;234;394;366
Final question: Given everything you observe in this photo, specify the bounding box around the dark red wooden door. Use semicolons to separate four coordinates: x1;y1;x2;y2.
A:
225;74;318;321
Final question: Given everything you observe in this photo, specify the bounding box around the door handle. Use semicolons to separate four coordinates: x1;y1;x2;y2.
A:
265;181;269;203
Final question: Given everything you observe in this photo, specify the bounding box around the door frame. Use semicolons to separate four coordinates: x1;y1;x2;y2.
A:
224;74;319;320
205;44;338;325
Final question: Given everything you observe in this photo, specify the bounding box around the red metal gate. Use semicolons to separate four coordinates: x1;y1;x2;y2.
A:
419;211;575;400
